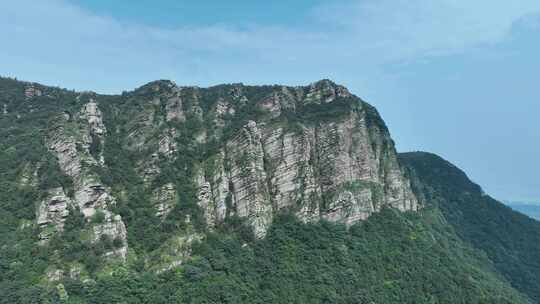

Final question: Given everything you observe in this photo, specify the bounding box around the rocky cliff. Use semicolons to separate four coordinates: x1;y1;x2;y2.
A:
0;77;418;276
38;98;127;259
116;79;418;238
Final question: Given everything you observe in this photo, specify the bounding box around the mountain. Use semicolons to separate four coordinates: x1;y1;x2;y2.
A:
399;152;540;302
0;76;537;303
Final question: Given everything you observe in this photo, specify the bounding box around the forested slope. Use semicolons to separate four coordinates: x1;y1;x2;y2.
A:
400;152;540;302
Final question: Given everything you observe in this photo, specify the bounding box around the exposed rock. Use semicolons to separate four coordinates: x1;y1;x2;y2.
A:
42;114;128;255
196;173;214;226
92;214;128;261
156;260;183;275
79;100;107;164
158;128;178;157
322;184;376;225
198;152;230;228
24;84;42;99
69;265;83;280
305;79;351;104
200;121;269;232
2;103;6;115
213;98;236;132
225;120;273;238
151;183;177;218
165;91;185;122
80;100;106;136
197;106;417;237
163;84;205;122
46;269;64;282
47;117;114;219
74;180;116;218
259;93;282;118
154;233;203;274
261;126;320;222
36;188;72;242
258;89;298;118
48;127;86;180
313;111;417;218
138;152;161;185
19;220;32;230
33;79;417;249
125;106;157;151
195;130;207;144
215;98;236;117
186;88;204;120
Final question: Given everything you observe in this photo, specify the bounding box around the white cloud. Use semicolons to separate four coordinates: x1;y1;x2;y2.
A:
2;0;540;201
1;0;539;92
313;0;540;58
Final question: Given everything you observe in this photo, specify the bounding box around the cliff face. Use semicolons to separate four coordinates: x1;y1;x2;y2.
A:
113;79;418;238
38;98;127;259
0;77;417;274
198;109;417;238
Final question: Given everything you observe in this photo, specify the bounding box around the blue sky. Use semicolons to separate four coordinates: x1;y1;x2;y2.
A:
2;0;540;202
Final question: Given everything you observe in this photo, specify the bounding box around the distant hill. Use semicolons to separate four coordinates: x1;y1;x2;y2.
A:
504;201;540;220
400;152;540;302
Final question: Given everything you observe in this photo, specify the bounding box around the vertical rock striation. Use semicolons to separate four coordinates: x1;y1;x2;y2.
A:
225;120;273;237
37;100;128;259
34;79;418;249
194;80;418;237
36;188;72;243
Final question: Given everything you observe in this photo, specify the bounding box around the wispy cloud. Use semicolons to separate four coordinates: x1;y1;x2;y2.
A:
313;1;540;57
2;0;540;201
1;0;539;92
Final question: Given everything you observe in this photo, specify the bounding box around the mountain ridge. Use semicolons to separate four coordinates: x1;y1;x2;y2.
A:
1;76;539;303
1;75;418;261
399;151;540;301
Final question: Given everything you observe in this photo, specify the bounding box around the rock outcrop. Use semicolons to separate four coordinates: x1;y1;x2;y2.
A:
37;102;128;259
224;120;274;238
24;83;42;99
36;188;72;242
198;152;230;228
158;128;178;157
35;79;417;251
191;80;418;237
79;99;107;164
151;183;177;218
165;88;186;122
92;214;128;260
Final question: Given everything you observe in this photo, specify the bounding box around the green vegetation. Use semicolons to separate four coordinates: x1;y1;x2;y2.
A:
400;152;540;302
0;77;537;303
23;209;526;303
